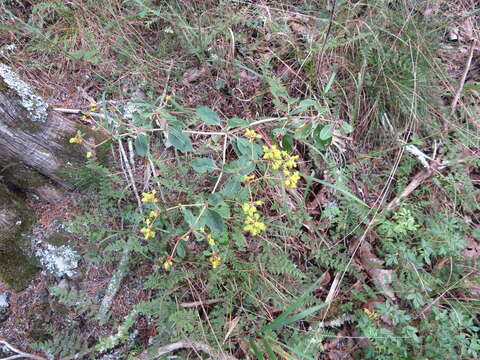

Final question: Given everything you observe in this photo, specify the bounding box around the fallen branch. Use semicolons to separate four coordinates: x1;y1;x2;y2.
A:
134;339;238;360
0;339;47;360
180;297;225;308
449;39;477;127
385;158;465;213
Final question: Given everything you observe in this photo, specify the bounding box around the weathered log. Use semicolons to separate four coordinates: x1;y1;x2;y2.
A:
0;63;105;290
0;63;105;199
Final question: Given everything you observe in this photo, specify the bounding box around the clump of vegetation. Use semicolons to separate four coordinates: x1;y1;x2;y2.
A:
1;0;479;359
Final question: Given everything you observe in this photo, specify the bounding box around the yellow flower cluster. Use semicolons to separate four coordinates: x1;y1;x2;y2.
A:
262;144;301;189
89;101;98;112
86;151;93;158
141;189;158;203
209;253;221;269
69;133;84;144
140;218;155;240
282;170;301;189
163;256;173;270
363;308;379;320
244;129;262;143
242;201;265;236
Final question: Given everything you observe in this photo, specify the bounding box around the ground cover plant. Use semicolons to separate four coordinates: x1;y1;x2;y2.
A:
0;0;479;359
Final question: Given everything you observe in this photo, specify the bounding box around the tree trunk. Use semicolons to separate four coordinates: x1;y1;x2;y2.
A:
0;63;104;290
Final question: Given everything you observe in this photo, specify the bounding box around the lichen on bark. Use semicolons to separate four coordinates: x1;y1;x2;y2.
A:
0;63;48;123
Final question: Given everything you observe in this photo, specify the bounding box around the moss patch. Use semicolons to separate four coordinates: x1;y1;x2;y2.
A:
0;183;38;291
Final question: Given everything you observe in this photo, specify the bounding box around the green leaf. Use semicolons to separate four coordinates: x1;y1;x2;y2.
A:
291;99;318;115
294;122;312;138
196;106;220;125
248;338;265;360
227;117;248;128
182;208;195;227
303;174;368;207
233;137;262;160
134;135;149;157
204;209;224;233
261;338;278;360
341;121;354;134
222;175;242;198
282;134;294;153
224;155;256;175
322;71;336;94
208;193;223;206
168;127;193;152
176;241;186;258
262;279;325;333
192;158;218;173
318;125;332;140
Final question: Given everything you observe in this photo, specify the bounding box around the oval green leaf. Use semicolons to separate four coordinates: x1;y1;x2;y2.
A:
204;209;224;233
196;106;220;125
192;158;218;173
134;135;149;157
168;127;193;152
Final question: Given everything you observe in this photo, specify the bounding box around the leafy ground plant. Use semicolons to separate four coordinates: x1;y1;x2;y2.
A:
0;0;479;359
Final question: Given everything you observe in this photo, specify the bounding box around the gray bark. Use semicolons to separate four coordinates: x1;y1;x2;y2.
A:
0;63;102;290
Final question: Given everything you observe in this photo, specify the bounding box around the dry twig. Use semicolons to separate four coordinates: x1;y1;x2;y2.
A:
180;297;225;308
0;339;47;360
134;339;238;360
449;39;478;127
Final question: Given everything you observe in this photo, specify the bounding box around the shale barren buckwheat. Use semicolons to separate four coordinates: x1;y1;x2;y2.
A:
69;133;84;144
162;256;173;270
209;253;221;269
244;128;262;143
141;189;158;203
242;201;266;236
140;218;155;240
262;144;301;188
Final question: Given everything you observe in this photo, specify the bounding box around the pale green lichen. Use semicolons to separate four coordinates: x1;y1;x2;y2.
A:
0;63;48;122
0;44;16;59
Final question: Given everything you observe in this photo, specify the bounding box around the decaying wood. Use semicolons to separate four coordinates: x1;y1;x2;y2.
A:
0;63;97;199
0;63;106;291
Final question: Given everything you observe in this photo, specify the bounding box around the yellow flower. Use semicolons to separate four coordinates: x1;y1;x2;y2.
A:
140;227;155;240
149;210;160;218
86;152;93;158
69;134;83;144
242;202;265;236
243;174;255;183
141;190;158;203
209;254;221;269
163;257;173;270
272;160;282;170
244;129;262;143
363;308;379;319
206;233;215;246
88;101;98;112
283;155;299;169
282;171;301;189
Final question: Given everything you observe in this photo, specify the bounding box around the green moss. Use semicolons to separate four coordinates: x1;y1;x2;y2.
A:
0;183;38;292
0;163;50;191
46;231;72;247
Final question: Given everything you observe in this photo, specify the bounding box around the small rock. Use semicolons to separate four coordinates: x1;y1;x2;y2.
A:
446;29;459;42
0;292;10;323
